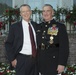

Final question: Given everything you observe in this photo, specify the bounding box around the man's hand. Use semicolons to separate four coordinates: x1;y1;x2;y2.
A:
57;65;65;74
11;59;17;68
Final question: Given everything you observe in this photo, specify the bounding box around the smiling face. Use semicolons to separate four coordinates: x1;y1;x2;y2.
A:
20;6;32;22
42;6;54;22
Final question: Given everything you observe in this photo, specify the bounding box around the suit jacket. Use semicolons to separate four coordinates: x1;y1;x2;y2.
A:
5;21;37;62
36;19;69;74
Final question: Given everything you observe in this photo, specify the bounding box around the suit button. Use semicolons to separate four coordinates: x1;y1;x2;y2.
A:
53;56;55;58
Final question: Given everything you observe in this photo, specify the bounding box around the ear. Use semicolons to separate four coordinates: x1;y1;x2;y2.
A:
52;9;54;16
30;10;32;15
20;12;22;16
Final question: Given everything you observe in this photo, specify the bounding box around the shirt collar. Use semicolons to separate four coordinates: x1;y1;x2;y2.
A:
22;19;31;24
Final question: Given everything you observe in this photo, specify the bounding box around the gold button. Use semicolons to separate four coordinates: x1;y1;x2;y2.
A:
37;30;40;32
53;56;55;58
43;31;46;33
45;25;47;27
42;37;44;39
41;43;44;45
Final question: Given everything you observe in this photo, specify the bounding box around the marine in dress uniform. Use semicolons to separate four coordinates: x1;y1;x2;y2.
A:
37;19;69;75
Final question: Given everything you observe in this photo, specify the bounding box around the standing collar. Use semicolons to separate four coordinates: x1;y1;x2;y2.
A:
43;19;56;24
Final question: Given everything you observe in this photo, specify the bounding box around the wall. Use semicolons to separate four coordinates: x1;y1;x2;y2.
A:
12;0;24;8
62;0;73;10
0;35;76;65
12;0;73;10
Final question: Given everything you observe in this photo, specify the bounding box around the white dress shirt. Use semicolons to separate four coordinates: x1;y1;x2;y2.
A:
20;19;36;55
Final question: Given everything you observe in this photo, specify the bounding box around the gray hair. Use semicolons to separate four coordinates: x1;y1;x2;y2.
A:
20;4;31;12
42;4;53;9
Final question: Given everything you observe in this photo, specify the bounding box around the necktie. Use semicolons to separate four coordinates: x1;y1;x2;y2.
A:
28;23;36;57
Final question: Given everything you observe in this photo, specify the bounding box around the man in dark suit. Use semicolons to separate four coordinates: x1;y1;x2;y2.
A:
5;4;38;75
37;4;69;75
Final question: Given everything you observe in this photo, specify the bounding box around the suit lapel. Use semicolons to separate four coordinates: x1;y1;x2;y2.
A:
31;21;36;31
18;21;23;45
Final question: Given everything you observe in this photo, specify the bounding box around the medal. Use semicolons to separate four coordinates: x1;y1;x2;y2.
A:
49;36;54;44
47;24;58;36
47;24;59;44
